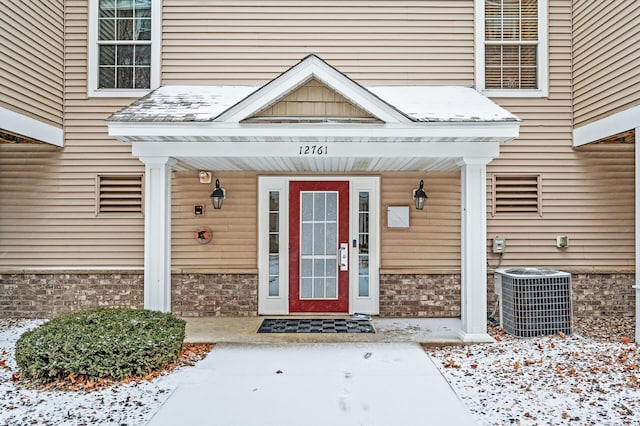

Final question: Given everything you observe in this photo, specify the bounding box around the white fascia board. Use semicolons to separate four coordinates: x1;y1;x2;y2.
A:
131;140;501;160
0;106;64;147
573;105;640;147
109;121;520;141
216;55;408;124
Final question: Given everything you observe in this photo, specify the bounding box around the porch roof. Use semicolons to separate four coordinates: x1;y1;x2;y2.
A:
108;85;518;124
107;55;520;172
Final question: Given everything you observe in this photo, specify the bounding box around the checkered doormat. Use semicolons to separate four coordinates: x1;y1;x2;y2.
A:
257;318;375;334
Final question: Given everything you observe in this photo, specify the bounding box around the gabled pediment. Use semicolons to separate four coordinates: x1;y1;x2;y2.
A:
243;78;382;124
215;54;409;124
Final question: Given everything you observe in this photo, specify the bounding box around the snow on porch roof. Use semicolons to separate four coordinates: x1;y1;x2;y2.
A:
107;84;519;124
369;86;518;123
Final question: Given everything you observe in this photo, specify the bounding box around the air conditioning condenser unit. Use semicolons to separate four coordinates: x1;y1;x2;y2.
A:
494;268;572;338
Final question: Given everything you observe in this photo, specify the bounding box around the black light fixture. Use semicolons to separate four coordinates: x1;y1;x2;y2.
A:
210;179;226;209
412;179;428;210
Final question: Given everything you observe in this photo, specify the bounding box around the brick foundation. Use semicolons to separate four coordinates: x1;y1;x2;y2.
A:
380;274;462;317
0;272;143;318
571;273;635;318
381;272;636;319
171;273;258;317
0;271;635;319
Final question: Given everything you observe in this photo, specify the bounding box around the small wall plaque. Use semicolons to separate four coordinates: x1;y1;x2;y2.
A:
387;206;410;228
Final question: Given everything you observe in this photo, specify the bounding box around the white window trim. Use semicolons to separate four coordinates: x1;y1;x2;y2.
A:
349;177;380;316
87;0;161;98
475;0;549;98
258;177;290;315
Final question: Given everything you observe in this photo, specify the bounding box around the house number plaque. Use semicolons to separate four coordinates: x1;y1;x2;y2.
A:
298;145;328;155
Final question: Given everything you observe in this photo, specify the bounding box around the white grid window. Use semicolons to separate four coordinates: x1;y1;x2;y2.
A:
476;0;548;97
98;0;151;89
88;0;160;97
300;192;338;300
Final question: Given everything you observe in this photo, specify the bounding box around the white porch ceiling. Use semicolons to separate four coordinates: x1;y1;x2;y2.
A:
172;155;461;172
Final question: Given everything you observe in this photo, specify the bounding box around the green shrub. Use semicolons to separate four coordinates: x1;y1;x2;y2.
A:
15;308;186;383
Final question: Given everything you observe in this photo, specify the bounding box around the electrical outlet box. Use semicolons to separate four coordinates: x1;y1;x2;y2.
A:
492;237;506;254
556;235;569;248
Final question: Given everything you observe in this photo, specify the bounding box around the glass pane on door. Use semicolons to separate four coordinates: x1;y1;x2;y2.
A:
268;191;280;297
300;191;338;299
358;192;370;297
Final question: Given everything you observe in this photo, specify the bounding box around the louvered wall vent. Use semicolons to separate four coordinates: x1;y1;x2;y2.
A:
493;174;541;215
97;174;143;214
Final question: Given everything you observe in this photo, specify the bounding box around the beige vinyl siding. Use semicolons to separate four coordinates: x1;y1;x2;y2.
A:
380;172;461;272
487;0;635;273
249;78;378;122
377;1;634;275
171;172;258;272
0;0;64;127
572;0;640;127
162;0;475;86
2;0;635;275
0;1;145;269
0;142;144;268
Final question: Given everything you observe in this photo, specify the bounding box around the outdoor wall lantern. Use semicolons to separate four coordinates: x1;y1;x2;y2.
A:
412;179;428;210
210;179;226;209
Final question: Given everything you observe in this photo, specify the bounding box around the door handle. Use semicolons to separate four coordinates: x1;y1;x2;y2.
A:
339;243;349;271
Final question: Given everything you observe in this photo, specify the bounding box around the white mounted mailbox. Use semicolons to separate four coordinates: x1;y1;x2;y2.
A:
387;206;410;228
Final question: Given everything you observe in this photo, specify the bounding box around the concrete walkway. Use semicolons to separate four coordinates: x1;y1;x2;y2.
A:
147;342;477;426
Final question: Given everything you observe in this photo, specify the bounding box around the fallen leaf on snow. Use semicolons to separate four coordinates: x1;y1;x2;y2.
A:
444;359;460;369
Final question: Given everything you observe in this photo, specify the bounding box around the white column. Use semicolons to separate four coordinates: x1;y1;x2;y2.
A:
634;127;640;342
458;158;493;343
140;156;175;312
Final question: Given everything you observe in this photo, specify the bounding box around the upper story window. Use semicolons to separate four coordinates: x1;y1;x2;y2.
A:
88;0;160;97
475;0;548;97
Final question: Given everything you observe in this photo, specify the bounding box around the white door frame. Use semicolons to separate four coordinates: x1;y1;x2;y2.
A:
258;176;380;315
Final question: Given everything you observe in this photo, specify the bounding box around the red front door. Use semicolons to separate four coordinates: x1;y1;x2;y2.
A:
289;181;349;313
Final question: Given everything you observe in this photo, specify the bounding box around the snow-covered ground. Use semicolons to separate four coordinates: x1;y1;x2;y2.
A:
0;321;172;426
2;320;640;425
429;332;640;425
